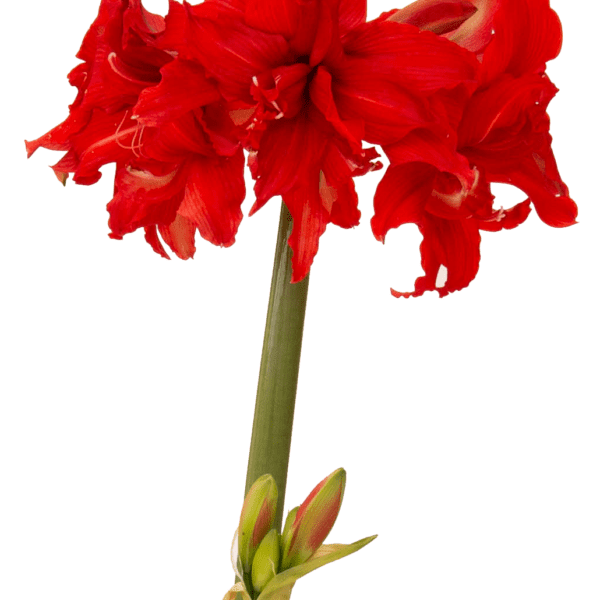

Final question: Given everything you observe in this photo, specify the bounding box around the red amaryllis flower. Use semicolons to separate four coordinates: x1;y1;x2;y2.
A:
149;0;479;281
26;0;246;259
374;0;577;297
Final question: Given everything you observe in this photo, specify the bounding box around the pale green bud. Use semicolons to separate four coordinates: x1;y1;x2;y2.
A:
280;506;299;554
251;528;280;594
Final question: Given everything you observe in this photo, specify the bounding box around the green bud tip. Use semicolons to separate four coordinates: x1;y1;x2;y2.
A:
280;506;299;555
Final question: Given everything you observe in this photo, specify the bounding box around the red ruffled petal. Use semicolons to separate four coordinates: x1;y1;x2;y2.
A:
284;181;329;283
180;2;290;103
477;199;531;232
144;224;171;259
158;213;198;259
108;164;187;239
460;75;576;228
339;0;367;35
384;128;473;187
388;0;477;35
333;70;439;146
481;0;562;83
458;73;555;147
392;214;481;298
144;214;197;260
252;109;327;210
71;110;142;184
334;19;479;145
309;66;362;153
323;176;360;229
133;59;221;126
371;162;436;242
177;150;246;247
443;0;498;54
503;157;577;228
141;110;215;162
244;0;313;40
341;19;479;94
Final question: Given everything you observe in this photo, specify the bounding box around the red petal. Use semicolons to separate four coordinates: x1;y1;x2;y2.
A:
443;0;498;54
50;151;79;183
144;214;197;261
72;110;142;184
339;0;367;35
309;0;344;67
251;63;311;121
244;0;311;39
252;109;327;210
25;118;82;158
144;225;171;259
157;0;196;56
108;164;186;239
477;199;531;232
177;150;246;247
341;19;479;94
481;0;562;82
335;20;478;145
124;0;166;37
309;66;362;153
244;0;323;58
460;76;576;228
142;110;215;162
505;157;577;228
200;102;242;157
323;175;360;229
284;181;329;283
389;0;477;35
134;59;221;126
183;3;290;103
319;140;380;228
78;0;167;115
384;129;473;186
158;213;197;258
458;73;557;148
371;162;436;242
392;215;481;298
333;69;439;146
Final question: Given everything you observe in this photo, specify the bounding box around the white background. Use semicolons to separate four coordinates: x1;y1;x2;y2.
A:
1;1;598;599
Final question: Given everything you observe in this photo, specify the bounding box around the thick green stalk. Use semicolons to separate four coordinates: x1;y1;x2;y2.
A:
244;201;310;531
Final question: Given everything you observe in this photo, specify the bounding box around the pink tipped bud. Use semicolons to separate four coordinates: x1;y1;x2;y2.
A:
238;474;278;574
281;468;346;570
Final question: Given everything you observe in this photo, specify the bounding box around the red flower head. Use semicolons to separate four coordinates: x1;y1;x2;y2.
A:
26;0;246;260
147;0;478;281
375;0;577;297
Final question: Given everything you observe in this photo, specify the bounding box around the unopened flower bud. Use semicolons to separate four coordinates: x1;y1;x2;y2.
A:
281;468;346;570
251;528;280;594
238;474;278;574
280;506;299;554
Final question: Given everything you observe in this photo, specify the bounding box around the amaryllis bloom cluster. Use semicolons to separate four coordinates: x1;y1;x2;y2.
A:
27;0;576;295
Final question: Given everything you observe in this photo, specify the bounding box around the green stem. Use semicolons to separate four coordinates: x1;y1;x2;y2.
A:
244;201;310;531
